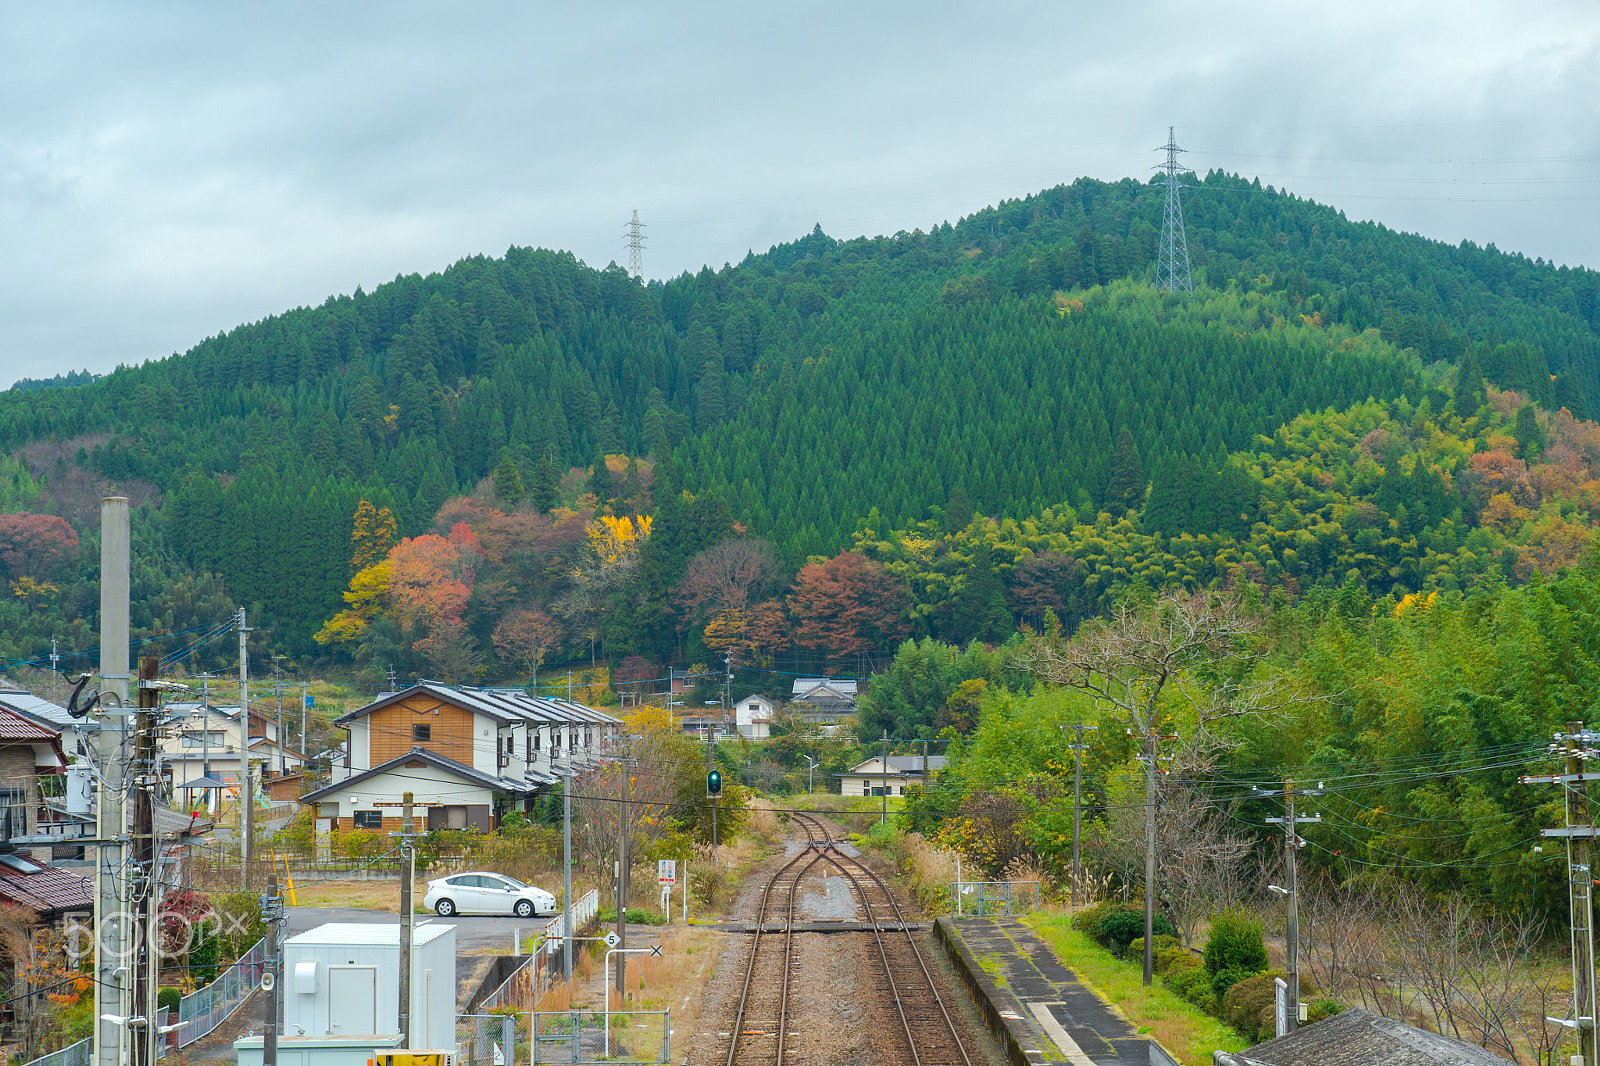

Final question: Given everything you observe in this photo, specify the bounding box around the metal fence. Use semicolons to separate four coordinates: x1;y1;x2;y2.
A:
18;1036;91;1066
542;888;600;949
948;880;1041;917
480;955;537;1012
459;1013;518;1066
531;1011;670;1064
175;936;266;1047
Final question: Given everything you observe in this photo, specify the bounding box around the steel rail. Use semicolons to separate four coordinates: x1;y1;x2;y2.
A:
725;814;822;1066
803;811;974;1066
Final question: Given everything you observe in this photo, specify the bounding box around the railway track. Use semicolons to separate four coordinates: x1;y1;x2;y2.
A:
716;811;974;1066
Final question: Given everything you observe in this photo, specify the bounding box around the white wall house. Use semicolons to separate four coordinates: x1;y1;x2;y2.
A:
302;683;621;832
838;755;946;797
734;694;777;740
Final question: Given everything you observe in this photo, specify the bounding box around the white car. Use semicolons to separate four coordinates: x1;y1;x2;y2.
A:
424;872;558;917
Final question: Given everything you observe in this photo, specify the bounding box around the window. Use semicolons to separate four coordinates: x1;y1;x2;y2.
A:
505;737;514;754
353;810;383;829
861;783;870;796
534;730;542;751
412;724;431;742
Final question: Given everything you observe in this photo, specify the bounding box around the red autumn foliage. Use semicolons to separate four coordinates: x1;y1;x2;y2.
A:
0;513;79;579
787;551;911;659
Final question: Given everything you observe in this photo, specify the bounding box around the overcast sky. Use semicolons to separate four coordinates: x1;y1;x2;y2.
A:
2;1;1597;388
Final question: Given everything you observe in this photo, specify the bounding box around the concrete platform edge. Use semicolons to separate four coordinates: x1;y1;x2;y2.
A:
934;916;1046;1066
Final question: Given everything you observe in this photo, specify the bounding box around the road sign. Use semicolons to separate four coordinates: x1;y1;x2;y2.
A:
658;859;676;885
604;930;620;948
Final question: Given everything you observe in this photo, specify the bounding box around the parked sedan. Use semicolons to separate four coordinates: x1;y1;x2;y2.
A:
424;872;558;917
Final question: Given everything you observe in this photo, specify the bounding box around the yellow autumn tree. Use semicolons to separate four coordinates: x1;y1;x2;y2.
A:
314;560;392;645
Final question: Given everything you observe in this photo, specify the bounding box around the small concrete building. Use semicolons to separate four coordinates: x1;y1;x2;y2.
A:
281;922;455;1046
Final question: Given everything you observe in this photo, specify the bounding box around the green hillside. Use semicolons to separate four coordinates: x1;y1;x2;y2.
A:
2;173;1599;668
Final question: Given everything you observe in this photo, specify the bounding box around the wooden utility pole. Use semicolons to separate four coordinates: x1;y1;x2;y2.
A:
1141;725;1157;987
1523;723;1599;1065
1065;722;1097;907
398;792;415;1047
881;730;889;827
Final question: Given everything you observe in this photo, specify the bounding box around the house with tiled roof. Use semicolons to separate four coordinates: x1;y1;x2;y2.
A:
790;678;857;731
0;687;98;761
301;683;621;833
1212;1006;1512;1065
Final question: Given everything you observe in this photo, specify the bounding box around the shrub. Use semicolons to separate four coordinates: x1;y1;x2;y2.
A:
1203;909;1268;977
190;932;221;984
157;987;182;1013
1306;998;1343;1024
1100;909;1177;955
1071;901;1123;941
1155;942;1197;975
1211;966;1257;1002
1163;965;1216;1013
1222;972;1284;1043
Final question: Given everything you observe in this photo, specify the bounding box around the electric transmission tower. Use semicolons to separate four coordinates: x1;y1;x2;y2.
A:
1155;126;1193;294
626;209;646;280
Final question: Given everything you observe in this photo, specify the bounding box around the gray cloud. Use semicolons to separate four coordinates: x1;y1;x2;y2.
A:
2;1;1598;387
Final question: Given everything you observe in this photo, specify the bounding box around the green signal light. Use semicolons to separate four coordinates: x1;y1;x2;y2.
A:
707;769;723;798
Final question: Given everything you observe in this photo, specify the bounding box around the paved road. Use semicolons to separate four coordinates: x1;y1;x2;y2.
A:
285;906;541;953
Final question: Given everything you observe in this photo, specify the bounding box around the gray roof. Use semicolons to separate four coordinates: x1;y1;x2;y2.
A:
0;689;99;733
791;678;857;699
300;746;555;804
335;683;622;731
1215;1007;1512;1066
845;755;946;776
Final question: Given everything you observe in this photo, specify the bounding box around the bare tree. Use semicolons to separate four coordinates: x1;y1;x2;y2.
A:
674;537;781;624
1154;760;1255;947
1018;589;1294;984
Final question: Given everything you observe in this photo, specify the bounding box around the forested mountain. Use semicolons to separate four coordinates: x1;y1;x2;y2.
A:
2;172;1600;672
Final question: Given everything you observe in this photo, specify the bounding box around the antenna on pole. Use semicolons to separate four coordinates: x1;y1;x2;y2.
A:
1155;126;1193;294
626;209;646;280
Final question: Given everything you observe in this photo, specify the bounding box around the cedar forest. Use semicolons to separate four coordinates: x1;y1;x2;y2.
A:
5;170;1600;922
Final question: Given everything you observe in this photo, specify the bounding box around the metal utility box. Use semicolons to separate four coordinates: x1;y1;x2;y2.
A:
281;922;456;1051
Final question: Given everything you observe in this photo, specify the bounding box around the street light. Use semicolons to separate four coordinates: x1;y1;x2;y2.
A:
1268;884;1291;896
802;754;819;794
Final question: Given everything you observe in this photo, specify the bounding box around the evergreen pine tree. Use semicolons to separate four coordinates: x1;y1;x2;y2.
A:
491;450;525;506
1514;403;1544;460
587;446;616;503
531;449;562;513
1107;428;1145;514
1455;349;1488;415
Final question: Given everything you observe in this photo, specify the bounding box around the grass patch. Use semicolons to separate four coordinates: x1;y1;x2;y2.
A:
1023;910;1249;1066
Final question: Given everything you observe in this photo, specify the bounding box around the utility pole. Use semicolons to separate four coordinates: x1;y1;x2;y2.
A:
881;730;889;827
262;876;283;1066
562;752;574;983
300;683;308;771
132;656;160;1066
1142;726;1157;987
95;496;131;1066
1258;779;1323;1035
398;792;415;1047
1522;722;1599;1065
1064;722;1097;907
273;656;285;776
238;608;254;889
625;210;646;280
616;759;630;996
1155;126;1194;294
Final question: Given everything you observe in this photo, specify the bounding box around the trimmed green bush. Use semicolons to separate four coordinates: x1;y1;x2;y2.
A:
1203;910;1268;978
1155;943;1198;975
1222;972;1284;1043
1070;901;1125;943
157;986;182;1013
1163;965;1216;1013
1100;909;1177;955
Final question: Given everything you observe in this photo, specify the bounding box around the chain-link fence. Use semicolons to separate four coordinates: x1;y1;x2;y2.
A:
531;1011;669;1064
949;880;1040;916
459;1013;519;1066
175;936;266;1047
17;1036;91;1066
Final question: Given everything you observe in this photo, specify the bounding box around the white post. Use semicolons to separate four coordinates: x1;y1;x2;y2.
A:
604;947;657;1056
